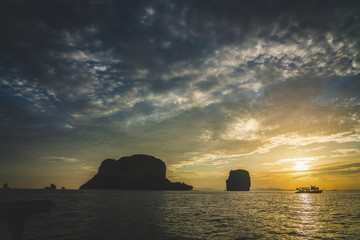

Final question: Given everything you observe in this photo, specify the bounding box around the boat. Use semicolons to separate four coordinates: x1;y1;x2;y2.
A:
296;185;323;193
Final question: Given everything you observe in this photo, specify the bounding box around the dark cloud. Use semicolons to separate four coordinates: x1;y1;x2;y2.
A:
308;162;360;177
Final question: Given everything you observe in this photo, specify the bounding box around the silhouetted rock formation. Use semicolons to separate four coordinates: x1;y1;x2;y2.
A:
2;183;9;190
80;154;193;190
44;184;56;190
226;169;251;191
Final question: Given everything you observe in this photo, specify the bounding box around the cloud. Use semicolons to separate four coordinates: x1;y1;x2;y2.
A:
311;162;360;176
262;157;318;166
43;156;80;163
0;78;59;111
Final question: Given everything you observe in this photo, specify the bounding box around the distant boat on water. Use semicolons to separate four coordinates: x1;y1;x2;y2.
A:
296;185;323;193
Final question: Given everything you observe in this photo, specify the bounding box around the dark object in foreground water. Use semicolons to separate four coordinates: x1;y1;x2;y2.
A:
0;200;55;240
80;154;193;190
226;169;251;191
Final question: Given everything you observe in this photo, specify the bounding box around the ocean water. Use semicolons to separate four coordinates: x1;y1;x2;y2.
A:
0;190;359;239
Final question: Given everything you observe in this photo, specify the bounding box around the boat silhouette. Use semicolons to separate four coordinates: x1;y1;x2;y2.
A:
296;185;323;193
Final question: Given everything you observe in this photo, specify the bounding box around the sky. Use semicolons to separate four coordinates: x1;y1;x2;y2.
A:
0;0;359;190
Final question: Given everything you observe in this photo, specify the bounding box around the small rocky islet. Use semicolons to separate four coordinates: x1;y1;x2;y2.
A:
226;169;251;191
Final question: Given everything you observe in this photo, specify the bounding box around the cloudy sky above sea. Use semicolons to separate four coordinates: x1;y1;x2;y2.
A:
0;0;359;190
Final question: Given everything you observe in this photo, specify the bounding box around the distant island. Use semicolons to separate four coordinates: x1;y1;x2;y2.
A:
80;154;193;190
44;184;56;190
226;169;251;191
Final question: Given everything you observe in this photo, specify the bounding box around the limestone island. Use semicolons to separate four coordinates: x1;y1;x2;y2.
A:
226;169;251;191
80;154;193;190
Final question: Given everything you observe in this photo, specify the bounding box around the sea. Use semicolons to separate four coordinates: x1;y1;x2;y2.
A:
1;190;359;240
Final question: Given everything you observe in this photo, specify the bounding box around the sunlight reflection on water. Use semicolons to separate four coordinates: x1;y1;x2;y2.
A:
295;194;320;238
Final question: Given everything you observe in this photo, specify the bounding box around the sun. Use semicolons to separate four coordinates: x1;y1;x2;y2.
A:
293;162;308;171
